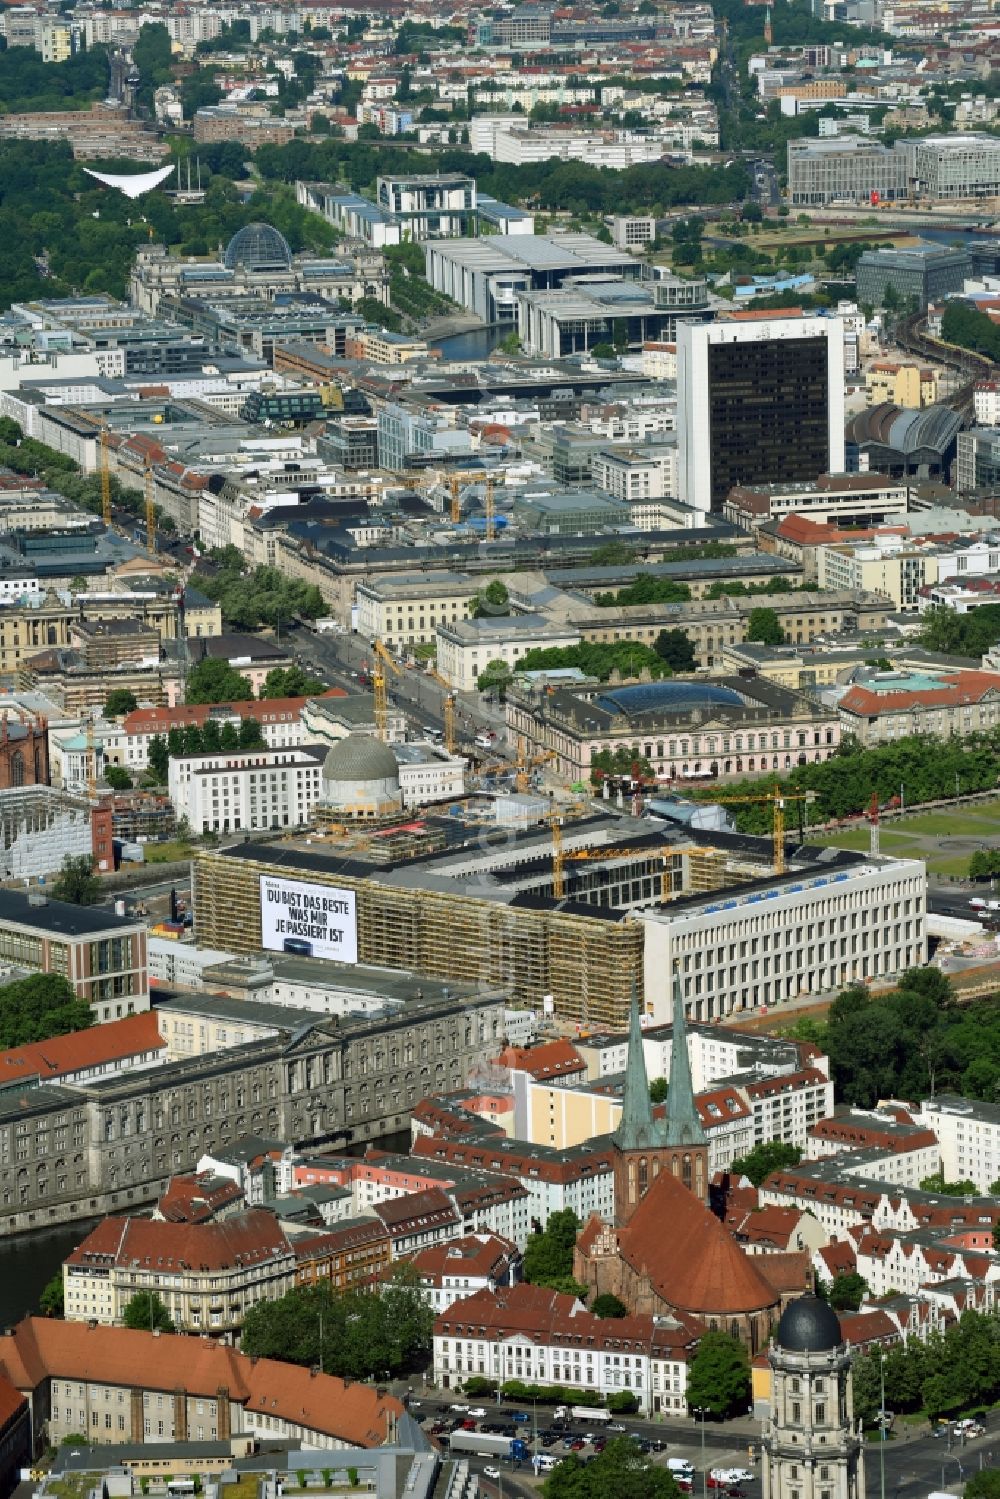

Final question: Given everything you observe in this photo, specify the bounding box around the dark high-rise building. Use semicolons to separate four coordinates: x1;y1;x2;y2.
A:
677;314;845;516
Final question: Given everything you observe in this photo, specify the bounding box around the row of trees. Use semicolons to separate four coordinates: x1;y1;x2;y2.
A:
940;300;1000;364
919;601;1000;659
147;717;266;781
697;728;1000;831
853;1310;1000;1424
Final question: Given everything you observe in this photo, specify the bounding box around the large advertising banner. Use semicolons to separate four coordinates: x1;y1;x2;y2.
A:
260;874;358;964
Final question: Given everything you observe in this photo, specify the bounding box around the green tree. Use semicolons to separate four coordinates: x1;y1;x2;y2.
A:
729;1141;801;1187
259;665;326;699
523;1209;583;1292
746;607;785;645
39;1273;64;1317
826;1272;868;1312
966;1472;1000;1499
685;1331;750;1419
477;659;514;696
0;973;91;1047
591;1294;628;1319
122;1291;174;1333
544;1437;679;1499
472;579;510;616
918;1173;979;1196
241;1265;433;1379
104;765;133;791
104;689;138;718
185;657;254;705
654;629;696;671
649;1077;668;1104
147;735;169;782
52;853;101;906
849;1353;881;1426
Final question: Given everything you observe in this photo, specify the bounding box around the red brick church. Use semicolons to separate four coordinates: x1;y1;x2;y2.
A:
0;716;48;790
573;979;809;1353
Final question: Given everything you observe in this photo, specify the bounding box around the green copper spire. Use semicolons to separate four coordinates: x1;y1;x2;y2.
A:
664;968;707;1148
614;985;664;1151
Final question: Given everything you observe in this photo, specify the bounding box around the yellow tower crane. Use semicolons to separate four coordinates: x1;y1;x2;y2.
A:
144;459;156;558
443;693;457;754
705;784;815;877
372;638;402;743
99;424;112;528
514;735;555;793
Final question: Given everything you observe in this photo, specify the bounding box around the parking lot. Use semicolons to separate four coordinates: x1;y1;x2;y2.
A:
420;1402;762;1496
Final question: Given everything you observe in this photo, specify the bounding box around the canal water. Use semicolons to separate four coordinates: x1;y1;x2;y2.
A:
0;1217;99;1330
0;1128;414;1330
431;326;505;362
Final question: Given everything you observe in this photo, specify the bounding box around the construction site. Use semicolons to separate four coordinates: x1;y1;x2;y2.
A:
192;779;927;1028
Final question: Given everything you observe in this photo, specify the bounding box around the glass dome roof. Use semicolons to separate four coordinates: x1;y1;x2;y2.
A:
596;682;744;717
223;222;293;272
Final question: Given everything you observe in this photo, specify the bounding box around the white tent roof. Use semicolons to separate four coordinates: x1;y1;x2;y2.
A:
82;163;175;199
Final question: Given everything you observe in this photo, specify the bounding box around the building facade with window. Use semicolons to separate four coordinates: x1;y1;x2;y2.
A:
0;890;148;1024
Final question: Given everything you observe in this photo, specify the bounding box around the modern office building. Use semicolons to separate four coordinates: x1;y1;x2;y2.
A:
855;243;972;310
517;272;711;358
424;232;639;327
906;134;1000;200
0;889;149;1023
677;314;845;517
375;174;477;240
787;136;908;205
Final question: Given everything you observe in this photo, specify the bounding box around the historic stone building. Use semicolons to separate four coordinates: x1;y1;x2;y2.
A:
612;980;708;1225
574;979;805;1352
0;717;48;789
763;1296;866;1499
0;988;504;1236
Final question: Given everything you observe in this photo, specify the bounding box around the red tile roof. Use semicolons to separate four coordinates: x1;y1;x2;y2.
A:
436;1283;701;1358
0;1319;400;1447
122;691;345;735
156;1172;245;1224
0;1011;164;1087
66;1209;293;1273
840;670;1000;718
496;1039;585;1080
616;1171;782;1315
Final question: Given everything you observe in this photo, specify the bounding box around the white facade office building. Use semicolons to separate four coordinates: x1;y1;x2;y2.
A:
639;857;926;1025
677;315;846;518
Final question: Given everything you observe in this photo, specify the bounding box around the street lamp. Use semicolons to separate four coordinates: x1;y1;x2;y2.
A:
693;1406;708;1499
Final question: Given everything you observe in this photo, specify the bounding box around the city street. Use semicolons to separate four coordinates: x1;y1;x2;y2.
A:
402;1390;999;1497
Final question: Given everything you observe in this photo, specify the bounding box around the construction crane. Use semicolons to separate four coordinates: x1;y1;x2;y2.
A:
706;784;815;877
443;693;457;754
372;638;402;743
546;805;586;899
514;735;555;793
99;424;112;528
447;471;490;525
144;458;156;558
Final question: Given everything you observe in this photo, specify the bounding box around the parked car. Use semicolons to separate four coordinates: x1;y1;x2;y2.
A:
569;1439;586;1451
450;1404;469;1413
512;1412;530;1424
468;1407;487;1419
483;1467;500;1481
608;1423;626;1432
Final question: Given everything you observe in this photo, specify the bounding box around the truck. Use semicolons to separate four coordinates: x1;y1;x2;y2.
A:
446;1432;529;1462
572;1407;612;1423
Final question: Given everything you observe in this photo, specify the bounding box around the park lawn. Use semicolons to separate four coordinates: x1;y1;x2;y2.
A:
142;840;194;864
925;852;978;879
890;808;1000;837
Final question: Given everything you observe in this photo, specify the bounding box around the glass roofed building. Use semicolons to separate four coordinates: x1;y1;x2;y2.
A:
506;671;841;783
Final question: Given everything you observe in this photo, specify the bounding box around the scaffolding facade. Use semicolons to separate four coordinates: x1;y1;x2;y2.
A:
193;849;645;1029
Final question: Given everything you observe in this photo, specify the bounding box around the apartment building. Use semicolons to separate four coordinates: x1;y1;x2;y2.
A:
410;1135;617;1230
816;538;939;610
0;890;148;1024
920;1095;1000;1194
168;747;326;837
63;1211;299;1333
865;361;939;408
836;668;1000;745
725;473;910;532
433;1283;699;1416
110;696;321;774
591;445;678;503
355;573;478;648
0;1318;401;1452
410;1233;521;1313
